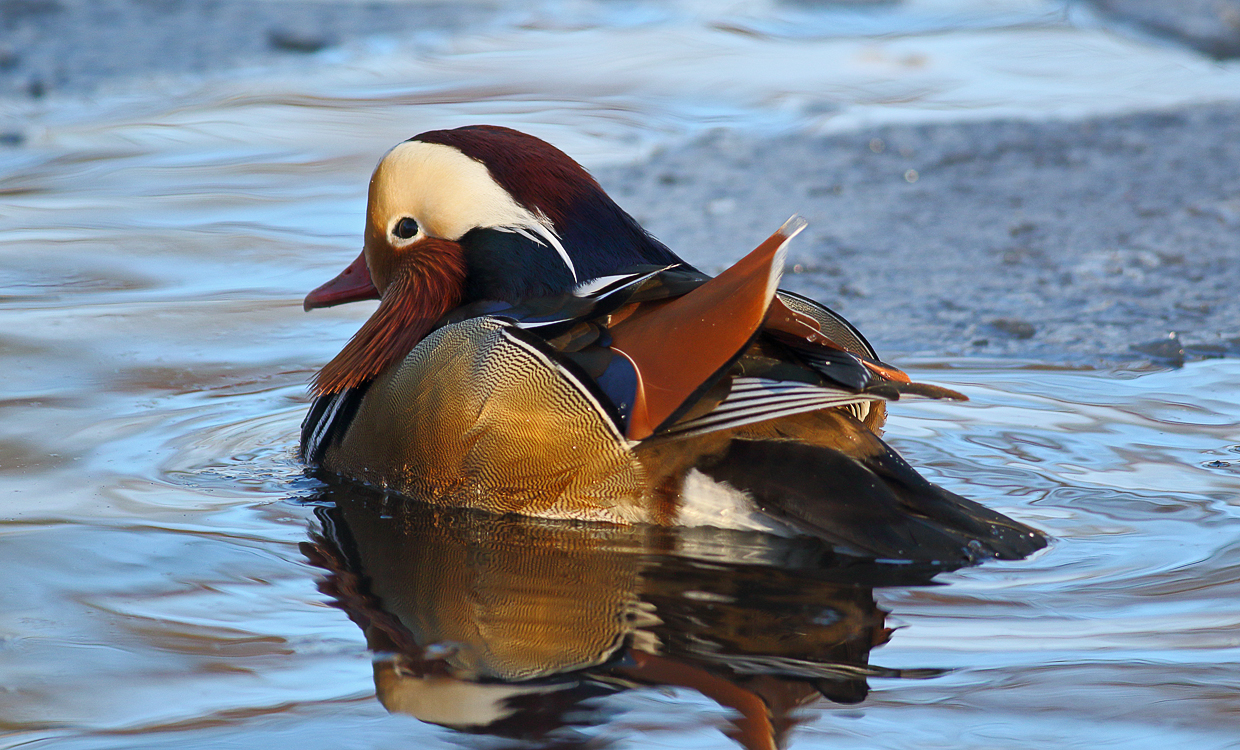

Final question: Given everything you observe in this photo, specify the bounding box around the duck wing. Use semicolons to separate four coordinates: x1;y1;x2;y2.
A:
775;289;878;359
440;217;967;444
604;216;808;439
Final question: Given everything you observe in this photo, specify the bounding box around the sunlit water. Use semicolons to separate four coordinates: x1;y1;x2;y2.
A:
3;1;1240;748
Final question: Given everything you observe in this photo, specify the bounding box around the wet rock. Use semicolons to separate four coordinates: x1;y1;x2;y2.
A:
1183;342;1228;358
1086;0;1240;59
1183;335;1240;360
1132;332;1185;366
988;319;1036;339
267;28;331;54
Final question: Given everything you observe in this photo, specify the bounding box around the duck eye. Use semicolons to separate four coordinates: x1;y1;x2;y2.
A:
393;217;419;239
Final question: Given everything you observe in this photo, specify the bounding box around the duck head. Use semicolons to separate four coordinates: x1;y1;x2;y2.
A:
305;125;681;395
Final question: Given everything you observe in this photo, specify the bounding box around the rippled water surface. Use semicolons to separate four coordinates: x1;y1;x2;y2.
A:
3;1;1240;748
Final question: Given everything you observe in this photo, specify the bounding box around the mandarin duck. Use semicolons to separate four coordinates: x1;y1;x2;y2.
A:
300;125;1046;564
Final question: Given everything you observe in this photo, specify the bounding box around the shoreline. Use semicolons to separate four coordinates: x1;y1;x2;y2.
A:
599;103;1240;368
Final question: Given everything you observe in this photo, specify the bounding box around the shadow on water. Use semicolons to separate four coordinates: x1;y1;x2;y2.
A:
301;483;955;750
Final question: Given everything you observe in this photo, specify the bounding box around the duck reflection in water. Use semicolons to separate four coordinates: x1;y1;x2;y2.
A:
301;485;950;750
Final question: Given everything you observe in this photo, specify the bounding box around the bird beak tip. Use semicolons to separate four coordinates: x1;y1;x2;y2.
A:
303;250;379;311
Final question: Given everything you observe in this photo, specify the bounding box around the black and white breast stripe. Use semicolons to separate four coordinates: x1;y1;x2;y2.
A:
300;383;369;464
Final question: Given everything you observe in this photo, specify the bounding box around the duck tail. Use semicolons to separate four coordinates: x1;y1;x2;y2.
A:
701;438;1047;565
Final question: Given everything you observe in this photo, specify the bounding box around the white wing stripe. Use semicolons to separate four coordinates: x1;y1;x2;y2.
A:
694;393;864;413
659;377;883;439
671;395;873;428
661;399;876;439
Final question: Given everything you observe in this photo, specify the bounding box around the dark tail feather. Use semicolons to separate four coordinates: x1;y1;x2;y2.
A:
701;439;1047;565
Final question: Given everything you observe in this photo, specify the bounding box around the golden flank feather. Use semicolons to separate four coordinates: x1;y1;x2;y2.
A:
320;317;651;523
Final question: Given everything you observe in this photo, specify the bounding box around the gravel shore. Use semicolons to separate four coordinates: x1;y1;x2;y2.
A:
600;104;1240;367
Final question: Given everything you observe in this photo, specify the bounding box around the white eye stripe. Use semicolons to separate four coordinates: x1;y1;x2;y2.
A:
371;141;579;281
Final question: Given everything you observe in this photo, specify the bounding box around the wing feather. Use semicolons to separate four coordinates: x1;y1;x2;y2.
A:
660;378;883;439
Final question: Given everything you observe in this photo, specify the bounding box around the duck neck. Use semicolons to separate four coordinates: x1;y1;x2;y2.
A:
313;241;467;396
